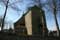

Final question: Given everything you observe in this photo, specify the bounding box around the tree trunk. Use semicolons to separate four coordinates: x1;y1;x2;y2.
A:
53;0;59;36
1;0;9;31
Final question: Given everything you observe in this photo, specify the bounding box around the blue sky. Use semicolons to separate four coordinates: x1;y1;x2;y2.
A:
0;0;60;31
41;0;60;31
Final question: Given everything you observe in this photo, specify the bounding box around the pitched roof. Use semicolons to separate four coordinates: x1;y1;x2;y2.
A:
14;5;43;24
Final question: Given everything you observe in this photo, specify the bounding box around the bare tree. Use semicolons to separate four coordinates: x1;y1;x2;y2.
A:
0;0;22;11
1;0;9;31
53;0;59;36
0;0;22;31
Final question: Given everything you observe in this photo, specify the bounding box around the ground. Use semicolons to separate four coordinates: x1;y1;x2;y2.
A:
0;31;59;40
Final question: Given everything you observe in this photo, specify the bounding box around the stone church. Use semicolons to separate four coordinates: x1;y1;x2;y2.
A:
14;6;48;36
